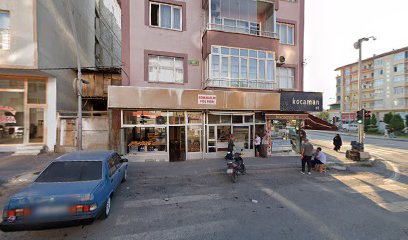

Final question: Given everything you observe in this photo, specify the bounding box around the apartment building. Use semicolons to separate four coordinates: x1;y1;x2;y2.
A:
335;46;408;123
109;0;321;161
0;0;121;153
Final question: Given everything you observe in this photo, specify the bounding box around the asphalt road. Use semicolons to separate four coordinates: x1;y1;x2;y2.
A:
1;158;408;240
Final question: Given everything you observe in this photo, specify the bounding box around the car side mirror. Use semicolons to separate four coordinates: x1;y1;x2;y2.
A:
121;158;128;163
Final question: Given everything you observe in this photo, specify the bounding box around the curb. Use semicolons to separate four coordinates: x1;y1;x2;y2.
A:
307;130;408;142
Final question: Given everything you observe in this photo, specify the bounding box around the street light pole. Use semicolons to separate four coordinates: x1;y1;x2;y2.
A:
354;36;376;146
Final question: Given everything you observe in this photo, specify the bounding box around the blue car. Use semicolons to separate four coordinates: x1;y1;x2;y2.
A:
0;150;128;232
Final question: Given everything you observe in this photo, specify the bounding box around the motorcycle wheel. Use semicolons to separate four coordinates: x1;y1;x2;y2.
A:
231;172;237;183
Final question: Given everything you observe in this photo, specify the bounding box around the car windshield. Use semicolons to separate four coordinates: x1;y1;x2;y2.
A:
35;161;102;182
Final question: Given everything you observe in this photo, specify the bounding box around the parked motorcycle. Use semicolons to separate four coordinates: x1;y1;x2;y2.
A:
226;151;246;183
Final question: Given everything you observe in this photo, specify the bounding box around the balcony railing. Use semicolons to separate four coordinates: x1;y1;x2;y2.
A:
0;29;10;50
206;23;278;39
204;78;278;90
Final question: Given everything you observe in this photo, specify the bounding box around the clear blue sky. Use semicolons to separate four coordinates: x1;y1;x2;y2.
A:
304;0;408;109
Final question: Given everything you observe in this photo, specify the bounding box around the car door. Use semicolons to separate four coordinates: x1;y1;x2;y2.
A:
107;157;120;191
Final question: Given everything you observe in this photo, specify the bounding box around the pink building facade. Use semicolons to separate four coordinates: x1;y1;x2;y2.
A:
109;0;313;162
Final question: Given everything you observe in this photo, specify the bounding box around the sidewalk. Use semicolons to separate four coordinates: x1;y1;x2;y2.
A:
130;156;302;179
307;129;408;142
0;153;58;185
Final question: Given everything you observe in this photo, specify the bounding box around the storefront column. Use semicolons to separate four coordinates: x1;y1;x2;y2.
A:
109;108;121;153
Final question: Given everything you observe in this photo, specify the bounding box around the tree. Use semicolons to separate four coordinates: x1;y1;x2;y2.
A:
371;114;377;126
317;111;329;122
384;112;393;124
405;115;408;127
390;114;405;131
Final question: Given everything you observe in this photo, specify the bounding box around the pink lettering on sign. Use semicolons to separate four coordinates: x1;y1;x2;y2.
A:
198;95;217;105
0;116;16;124
0;106;16;115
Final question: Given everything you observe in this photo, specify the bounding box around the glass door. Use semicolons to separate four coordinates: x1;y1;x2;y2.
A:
207;125;216;152
233;126;250;151
29;108;45;143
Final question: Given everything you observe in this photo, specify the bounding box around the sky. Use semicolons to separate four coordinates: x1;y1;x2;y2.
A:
304;0;408;109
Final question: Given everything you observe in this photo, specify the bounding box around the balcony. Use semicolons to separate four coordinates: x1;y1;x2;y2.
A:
202;0;279;58
205;78;278;90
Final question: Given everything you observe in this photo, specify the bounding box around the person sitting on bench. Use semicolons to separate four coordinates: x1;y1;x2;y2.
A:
312;147;327;171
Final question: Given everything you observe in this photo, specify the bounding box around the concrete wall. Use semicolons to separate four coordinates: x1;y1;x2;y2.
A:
277;0;305;91
0;0;37;68
36;0;96;111
125;0;203;89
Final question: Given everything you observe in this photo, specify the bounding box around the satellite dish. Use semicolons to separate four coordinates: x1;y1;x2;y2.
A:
279;56;286;63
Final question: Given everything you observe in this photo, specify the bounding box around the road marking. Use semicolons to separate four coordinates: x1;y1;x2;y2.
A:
124;194;222;208
113;219;235;240
378;201;408;213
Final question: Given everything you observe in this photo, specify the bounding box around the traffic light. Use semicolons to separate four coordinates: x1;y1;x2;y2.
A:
356;110;364;124
364;110;371;119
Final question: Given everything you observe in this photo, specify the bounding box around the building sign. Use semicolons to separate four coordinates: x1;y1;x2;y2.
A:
189;60;200;66
266;114;309;120
280;92;323;112
341;113;356;121
198;95;217;105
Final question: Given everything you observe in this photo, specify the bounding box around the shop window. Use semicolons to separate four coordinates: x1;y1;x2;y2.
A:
232;115;243;124
220;115;231;124
187;126;201;152
0;91;24;145
255;112;265;123
169;111;185;124
208;114;220;124
29;108;44;143
123;110;167;125
187;112;202;124
244;115;254;123
126;127;167;153
28;80;46;104
217;126;231;151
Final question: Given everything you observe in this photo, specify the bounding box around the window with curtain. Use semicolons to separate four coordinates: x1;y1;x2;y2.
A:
0;10;10;50
150;2;182;30
148;55;184;83
277;67;294;89
277;23;294;45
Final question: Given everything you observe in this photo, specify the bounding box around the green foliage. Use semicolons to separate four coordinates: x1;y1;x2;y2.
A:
317;111;329;122
390;114;405;131
371;114;377;126
367;128;379;134
405;115;408;127
383;112;393;124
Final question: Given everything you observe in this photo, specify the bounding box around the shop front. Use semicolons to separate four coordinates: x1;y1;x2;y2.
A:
0;76;48;150
108;86;280;161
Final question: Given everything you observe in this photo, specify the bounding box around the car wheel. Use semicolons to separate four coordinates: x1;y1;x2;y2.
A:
122;168;127;182
101;196;111;219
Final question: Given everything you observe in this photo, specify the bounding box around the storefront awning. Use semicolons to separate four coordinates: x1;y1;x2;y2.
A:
108;86;280;111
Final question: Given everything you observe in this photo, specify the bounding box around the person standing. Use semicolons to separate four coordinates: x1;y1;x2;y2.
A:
227;134;235;153
254;134;261;157
301;138;314;174
333;134;342;152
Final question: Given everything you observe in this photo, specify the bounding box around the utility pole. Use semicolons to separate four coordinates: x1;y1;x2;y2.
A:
353;36;376;146
67;0;83;150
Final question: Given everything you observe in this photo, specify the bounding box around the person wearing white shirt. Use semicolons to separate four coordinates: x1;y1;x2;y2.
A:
312;147;326;169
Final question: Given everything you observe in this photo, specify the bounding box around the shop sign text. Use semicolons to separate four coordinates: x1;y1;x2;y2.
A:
198;95;217;105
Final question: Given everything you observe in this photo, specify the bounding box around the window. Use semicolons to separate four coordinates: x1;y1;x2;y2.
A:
123;110;167;125
277;67;294;89
394;63;404;73
35;161;102;182
0;10;10;50
344;69;351;76
374;100;384;108
373;79;384;88
394;75;405;83
108;158;117;177
277;23;295;45
149;55;184;83
374;69;384;77
374;89;383;98
207;46;276;89
394;98;407;107
394;52;405;61
394;87;405;95
150;2;182;30
374;58;383;68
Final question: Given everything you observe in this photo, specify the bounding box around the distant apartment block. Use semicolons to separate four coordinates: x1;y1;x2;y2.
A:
335;46;408;122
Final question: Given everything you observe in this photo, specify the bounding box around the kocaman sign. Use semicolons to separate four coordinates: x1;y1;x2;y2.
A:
280;91;323;112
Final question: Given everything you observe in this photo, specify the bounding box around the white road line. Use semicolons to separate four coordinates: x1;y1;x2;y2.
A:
124;194;222;208
378;201;408;213
112;219;236;240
